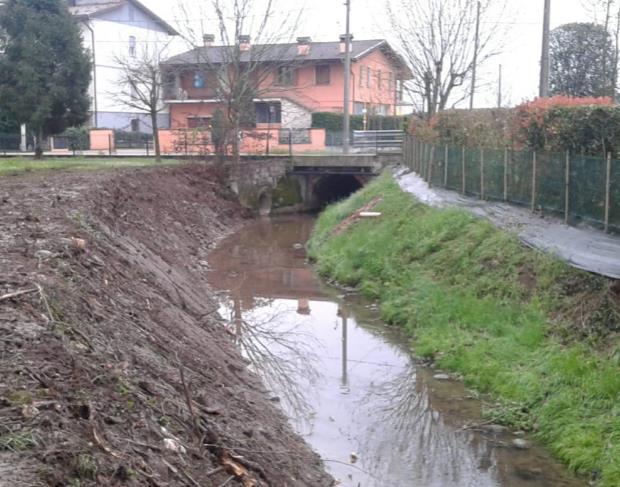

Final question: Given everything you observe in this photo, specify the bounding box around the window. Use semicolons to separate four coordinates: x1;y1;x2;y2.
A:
187;117;211;129
359;66;364;87
315;64;330;85
193;71;205;89
276;66;296;86
366;67;371;88
255;102;281;123
128;36;136;57
388;72;394;92
130;119;140;132
377;70;382;90
353;102;365;115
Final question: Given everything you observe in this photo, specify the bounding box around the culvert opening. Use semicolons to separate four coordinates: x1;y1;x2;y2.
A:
313;175;363;207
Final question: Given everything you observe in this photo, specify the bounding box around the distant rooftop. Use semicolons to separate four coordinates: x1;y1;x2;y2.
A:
68;0;178;36
164;39;412;78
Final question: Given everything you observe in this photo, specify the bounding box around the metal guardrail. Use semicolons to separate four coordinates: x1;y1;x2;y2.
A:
353;130;404;152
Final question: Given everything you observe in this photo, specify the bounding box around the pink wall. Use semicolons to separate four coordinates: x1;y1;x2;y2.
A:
158;128;326;155
89;129;114;152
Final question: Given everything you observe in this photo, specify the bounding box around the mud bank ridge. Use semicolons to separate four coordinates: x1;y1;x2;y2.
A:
0;165;333;486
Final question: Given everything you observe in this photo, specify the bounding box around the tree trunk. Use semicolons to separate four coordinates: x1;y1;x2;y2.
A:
34;128;43;160
151;110;161;162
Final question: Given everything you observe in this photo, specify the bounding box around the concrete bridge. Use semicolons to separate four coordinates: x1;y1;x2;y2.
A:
235;153;398;214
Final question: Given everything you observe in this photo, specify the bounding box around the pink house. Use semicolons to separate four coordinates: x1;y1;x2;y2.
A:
161;36;412;132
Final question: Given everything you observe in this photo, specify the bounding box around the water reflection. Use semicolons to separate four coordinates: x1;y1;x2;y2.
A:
207;215;583;487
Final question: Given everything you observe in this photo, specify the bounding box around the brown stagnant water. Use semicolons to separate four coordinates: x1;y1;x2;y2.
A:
208;215;583;487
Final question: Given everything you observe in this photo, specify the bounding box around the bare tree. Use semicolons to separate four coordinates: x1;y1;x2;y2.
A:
171;0;303;170
113;46;172;162
385;0;504;119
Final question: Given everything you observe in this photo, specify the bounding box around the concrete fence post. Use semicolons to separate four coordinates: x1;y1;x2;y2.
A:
564;150;570;224
503;147;509;201
444;145;449;187
531;150;537;212
461;146;466;194
605;152;612;233
480;147;485;200
428;146;435;184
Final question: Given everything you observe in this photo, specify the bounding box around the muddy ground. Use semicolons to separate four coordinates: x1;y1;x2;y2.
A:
0;165;333;486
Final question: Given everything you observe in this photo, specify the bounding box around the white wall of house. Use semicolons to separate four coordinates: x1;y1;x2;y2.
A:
281;99;312;129
77;2;173;133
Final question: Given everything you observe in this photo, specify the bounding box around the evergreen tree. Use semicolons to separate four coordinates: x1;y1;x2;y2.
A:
0;0;91;157
549;23;616;98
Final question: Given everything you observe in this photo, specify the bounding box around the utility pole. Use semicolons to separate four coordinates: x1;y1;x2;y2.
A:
497;64;503;108
343;0;352;154
539;0;551;97
470;1;481;110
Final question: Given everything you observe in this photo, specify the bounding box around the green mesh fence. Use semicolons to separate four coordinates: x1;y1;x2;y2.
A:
506;149;533;207
537;151;565;214
611;158;620;232
483;148;506;201
569;153;606;227
403;135;618;233
464;148;481;197
430;145;446;187
445;147;463;191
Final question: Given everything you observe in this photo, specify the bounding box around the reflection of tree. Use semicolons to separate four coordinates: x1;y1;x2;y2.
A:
355;364;499;486
223;300;323;430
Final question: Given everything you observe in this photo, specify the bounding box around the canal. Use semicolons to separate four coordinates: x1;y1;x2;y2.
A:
207;215;582;487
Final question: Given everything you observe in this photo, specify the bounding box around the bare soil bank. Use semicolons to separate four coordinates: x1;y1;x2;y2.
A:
0;165;333;486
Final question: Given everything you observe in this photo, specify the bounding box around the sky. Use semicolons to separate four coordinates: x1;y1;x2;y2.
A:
140;0;592;109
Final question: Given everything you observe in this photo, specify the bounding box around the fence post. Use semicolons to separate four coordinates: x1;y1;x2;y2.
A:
503;148;508;201
444;145;449;187
531;150;537;212
184;132;188;156
108;134;112;156
461;146;466;194
428;146;435;184
146;141;149;157
605;152;612;233
288;129;293;158
480;147;485;200
564;150;570;224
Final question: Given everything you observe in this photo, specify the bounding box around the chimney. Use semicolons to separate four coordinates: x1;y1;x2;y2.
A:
203;34;215;47
296;36;311;56
238;35;251;52
339;34;353;54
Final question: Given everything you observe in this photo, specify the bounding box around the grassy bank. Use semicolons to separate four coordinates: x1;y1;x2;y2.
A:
0;157;180;175
309;174;620;485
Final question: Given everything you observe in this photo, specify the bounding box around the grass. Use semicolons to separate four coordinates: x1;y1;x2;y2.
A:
309;173;620;486
0;157;181;175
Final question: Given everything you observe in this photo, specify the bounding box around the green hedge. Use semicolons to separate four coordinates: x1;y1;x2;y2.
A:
412;99;620;156
311;112;408;131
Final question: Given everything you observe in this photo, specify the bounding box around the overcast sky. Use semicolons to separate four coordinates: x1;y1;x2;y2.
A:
141;0;591;109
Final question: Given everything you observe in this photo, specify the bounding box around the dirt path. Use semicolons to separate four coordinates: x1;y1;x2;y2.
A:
0;165;333;486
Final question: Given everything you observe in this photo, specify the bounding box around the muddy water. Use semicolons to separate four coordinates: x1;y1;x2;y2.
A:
208;215;583;487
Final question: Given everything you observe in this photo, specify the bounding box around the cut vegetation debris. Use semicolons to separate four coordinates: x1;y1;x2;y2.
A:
309;173;620;486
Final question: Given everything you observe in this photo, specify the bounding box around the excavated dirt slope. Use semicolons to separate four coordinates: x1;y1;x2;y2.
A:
0;165;333;486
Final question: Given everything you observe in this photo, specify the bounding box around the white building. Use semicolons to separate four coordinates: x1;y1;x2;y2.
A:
68;0;177;133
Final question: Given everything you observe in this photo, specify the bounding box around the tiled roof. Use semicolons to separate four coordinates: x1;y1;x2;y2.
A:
163;39;411;77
